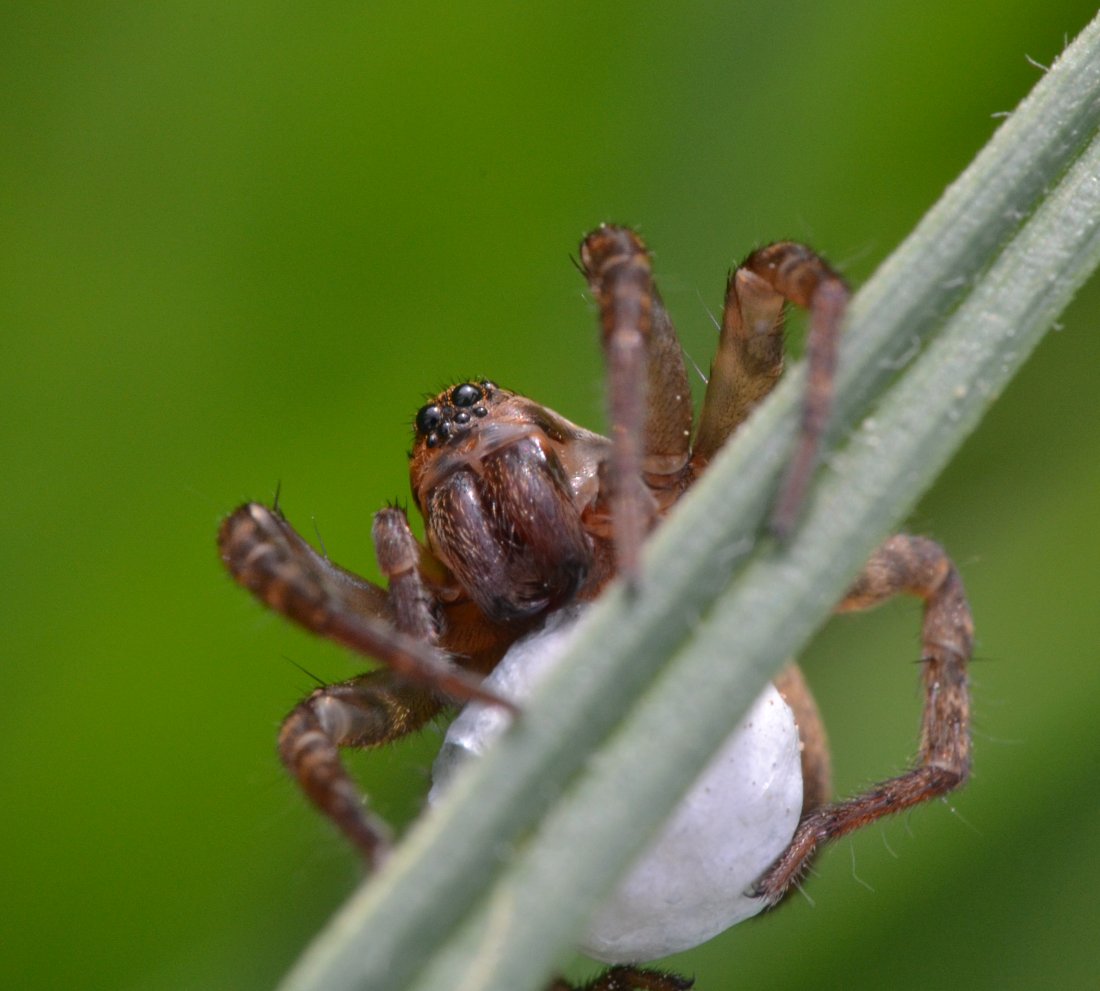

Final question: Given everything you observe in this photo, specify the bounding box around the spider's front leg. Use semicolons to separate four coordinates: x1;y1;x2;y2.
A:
693;242;849;538
579;225;693;579
756;534;973;903
219;503;499;865
219;503;504;706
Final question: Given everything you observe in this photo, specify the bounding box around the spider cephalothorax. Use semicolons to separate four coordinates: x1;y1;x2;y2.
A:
219;225;973;991
408;379;613;625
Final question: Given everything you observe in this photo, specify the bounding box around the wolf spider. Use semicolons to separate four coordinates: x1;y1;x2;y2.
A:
219;225;973;991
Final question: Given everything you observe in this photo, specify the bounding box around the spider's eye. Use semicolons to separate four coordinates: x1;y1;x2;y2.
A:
415;404;443;436
451;383;482;407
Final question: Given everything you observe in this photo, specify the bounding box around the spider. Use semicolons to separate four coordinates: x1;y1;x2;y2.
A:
219;225;973;991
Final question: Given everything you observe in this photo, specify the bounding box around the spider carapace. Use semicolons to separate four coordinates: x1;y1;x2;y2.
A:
219;225;973;991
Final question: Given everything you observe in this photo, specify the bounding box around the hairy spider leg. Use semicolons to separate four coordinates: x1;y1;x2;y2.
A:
219;503;507;864
755;534;973;902
692;242;849;538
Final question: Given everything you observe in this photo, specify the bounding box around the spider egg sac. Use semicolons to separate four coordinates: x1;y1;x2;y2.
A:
428;605;804;963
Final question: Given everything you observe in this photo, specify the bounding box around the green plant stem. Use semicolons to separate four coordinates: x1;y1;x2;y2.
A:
279;16;1100;991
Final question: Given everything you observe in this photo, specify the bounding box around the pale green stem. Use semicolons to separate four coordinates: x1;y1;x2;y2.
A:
280;16;1100;991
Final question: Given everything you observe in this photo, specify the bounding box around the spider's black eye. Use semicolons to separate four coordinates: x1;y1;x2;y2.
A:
415;404;443;436
451;382;482;408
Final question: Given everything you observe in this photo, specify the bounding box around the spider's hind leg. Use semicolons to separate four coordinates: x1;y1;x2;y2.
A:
756;533;972;902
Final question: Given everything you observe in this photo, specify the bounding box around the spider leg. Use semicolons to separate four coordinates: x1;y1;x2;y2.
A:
219;503;512;865
218;502;508;707
774;663;832;814
547;966;694;991
692;242;848;538
278;668;443;864
579;225;693;580
755;534;972;903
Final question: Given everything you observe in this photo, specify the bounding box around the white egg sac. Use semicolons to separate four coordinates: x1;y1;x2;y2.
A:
428;605;804;963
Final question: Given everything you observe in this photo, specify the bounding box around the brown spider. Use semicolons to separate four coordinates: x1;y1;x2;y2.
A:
219;225;973;991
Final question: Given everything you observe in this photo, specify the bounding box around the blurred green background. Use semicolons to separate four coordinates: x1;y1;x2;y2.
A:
4;3;1099;989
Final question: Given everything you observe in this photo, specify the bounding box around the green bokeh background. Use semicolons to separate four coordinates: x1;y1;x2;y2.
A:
4;3;1099;989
